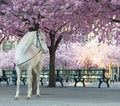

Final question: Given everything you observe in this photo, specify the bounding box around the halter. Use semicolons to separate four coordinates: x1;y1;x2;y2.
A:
15;31;43;66
36;31;43;50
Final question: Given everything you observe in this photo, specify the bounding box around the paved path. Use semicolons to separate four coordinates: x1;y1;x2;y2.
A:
0;82;120;106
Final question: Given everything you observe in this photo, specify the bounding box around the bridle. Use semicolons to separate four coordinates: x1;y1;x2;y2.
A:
36;31;43;49
15;31;43;66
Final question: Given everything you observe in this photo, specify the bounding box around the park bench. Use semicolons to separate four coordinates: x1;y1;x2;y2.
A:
40;76;63;86
11;69;63;86
74;69;85;87
11;70;26;85
55;70;64;86
0;70;9;85
98;69;110;88
74;77;85;87
55;76;63;86
98;77;110;88
73;68;110;88
40;70;63;86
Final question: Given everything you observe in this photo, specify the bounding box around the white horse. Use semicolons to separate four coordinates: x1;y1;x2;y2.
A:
14;31;48;99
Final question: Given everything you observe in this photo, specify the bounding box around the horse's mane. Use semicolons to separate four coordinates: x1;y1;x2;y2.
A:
15;31;37;54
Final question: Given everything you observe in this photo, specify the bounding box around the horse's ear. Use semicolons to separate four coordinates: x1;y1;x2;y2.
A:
38;29;42;33
29;27;39;32
29;27;34;31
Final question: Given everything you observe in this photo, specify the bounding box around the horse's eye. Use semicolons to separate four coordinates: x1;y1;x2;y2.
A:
41;38;44;41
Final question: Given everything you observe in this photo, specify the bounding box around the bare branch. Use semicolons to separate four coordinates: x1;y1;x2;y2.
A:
55;35;63;51
55;21;70;34
95;0;99;2
110;18;120;23
0;36;5;44
37;13;45;19
0;12;5;15
41;27;51;34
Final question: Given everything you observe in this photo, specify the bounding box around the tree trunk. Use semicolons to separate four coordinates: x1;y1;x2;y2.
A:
49;52;56;87
32;70;37;94
48;32;62;87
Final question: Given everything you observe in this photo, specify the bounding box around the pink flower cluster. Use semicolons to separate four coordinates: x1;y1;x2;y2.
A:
0;50;15;70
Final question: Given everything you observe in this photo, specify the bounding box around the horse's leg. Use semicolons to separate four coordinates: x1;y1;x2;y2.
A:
15;66;21;99
36;67;40;96
36;62;43;96
27;67;33;99
32;66;40;96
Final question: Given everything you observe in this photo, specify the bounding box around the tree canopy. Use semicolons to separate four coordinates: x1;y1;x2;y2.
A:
0;0;120;45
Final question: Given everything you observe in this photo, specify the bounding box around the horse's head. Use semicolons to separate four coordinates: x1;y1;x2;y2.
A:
33;31;48;54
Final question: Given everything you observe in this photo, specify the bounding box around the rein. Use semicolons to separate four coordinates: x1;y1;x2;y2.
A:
15;50;41;66
15;31;42;66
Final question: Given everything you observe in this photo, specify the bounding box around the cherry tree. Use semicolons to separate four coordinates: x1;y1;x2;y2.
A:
55;38;120;70
1;0;120;87
56;42;78;69
0;50;15;70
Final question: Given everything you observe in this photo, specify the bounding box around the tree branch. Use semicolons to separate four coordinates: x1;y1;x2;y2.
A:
110;18;120;23
0;12;5;15
95;0;99;2
41;27;51;34
0;36;5;44
55;21;70;34
55;35;63;51
37;13;45;19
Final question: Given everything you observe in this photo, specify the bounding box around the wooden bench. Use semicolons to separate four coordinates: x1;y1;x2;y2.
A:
40;69;64;86
40;76;63;86
98;69;110;88
0;70;9;85
11;70;26;85
12;76;26;85
73;68;110;88
98;77;110;88
74;69;85;87
55;76;63;86
74;77;85;87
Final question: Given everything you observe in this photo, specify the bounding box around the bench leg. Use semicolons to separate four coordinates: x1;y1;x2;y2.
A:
56;80;63;86
40;78;43;86
0;80;1;84
98;81;102;88
74;81;78;87
6;79;9;85
82;81;85;87
59;80;63;86
15;78;17;85
12;81;16;85
0;78;9;85
106;81;110;88
22;79;26;85
74;80;85;87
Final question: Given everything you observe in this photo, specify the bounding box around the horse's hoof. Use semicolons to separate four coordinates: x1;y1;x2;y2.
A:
27;97;31;100
14;96;19;100
37;95;40;97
